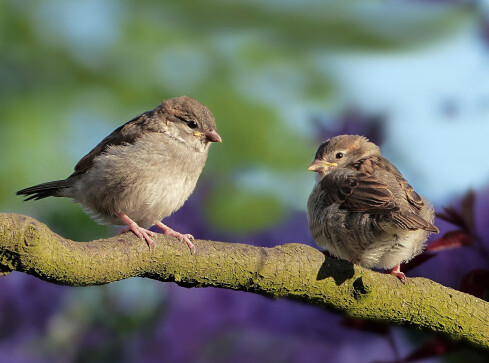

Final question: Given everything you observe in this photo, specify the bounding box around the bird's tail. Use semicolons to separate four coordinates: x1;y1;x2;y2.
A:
16;180;69;201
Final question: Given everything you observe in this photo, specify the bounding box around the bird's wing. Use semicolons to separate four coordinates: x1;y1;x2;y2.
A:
320;170;437;232
379;158;425;210
320;170;397;212
71;111;154;176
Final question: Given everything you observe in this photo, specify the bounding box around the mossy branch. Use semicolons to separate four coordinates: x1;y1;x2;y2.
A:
1;213;488;349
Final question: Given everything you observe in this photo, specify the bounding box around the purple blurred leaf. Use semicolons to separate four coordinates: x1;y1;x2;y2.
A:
404;338;458;362
436;190;476;234
340;318;390;336
426;230;473;252
459;269;489;299
312;108;385;146
401;253;436;272
436;207;468;231
461;190;476;233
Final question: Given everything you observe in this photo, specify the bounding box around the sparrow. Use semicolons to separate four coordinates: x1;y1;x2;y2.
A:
17;96;222;253
307;135;438;282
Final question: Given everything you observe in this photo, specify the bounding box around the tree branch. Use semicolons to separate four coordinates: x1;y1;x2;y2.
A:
1;213;488;349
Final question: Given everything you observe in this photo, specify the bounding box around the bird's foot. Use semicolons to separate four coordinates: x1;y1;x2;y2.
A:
349;257;361;265
120;214;155;249
387;264;406;284
155;221;196;254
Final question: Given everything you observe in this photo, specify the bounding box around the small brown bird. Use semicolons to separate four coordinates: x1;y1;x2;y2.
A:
307;135;438;282
17;96;222;253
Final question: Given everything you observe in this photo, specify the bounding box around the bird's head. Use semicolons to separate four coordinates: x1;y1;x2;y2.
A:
158;96;222;150
308;134;381;178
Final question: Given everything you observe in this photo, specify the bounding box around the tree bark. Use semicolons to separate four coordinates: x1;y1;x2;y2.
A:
1;213;488;350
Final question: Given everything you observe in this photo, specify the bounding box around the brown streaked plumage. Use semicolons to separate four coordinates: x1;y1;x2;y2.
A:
17;96;222;253
307;134;438;282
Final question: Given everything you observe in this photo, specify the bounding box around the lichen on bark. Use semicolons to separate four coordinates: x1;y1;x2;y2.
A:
1;213;488;350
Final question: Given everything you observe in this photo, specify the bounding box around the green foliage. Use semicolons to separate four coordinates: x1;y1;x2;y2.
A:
0;0;472;235
207;187;284;233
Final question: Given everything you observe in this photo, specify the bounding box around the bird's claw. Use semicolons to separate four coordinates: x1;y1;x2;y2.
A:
165;229;196;255
388;265;406;284
155;221;196;254
390;270;406;284
349;257;361;265
120;214;156;249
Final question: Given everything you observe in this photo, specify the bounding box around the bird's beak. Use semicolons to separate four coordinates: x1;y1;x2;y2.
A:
307;160;337;172
203;129;222;143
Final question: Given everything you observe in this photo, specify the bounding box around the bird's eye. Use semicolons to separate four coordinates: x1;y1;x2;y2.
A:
335;152;344;159
186;120;198;129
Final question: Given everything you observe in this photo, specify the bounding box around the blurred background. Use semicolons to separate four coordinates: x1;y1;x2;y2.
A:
1;0;489;362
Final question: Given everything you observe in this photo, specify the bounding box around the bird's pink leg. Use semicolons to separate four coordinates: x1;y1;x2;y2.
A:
120;214;155;248
387;264;406;284
154;221;196;254
349;257;361;265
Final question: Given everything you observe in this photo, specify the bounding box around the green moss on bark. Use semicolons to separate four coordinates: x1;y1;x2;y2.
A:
1;213;488;350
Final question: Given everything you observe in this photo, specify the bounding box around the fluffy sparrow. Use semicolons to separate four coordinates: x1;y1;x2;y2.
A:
307;135;438;282
17;96;222;253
